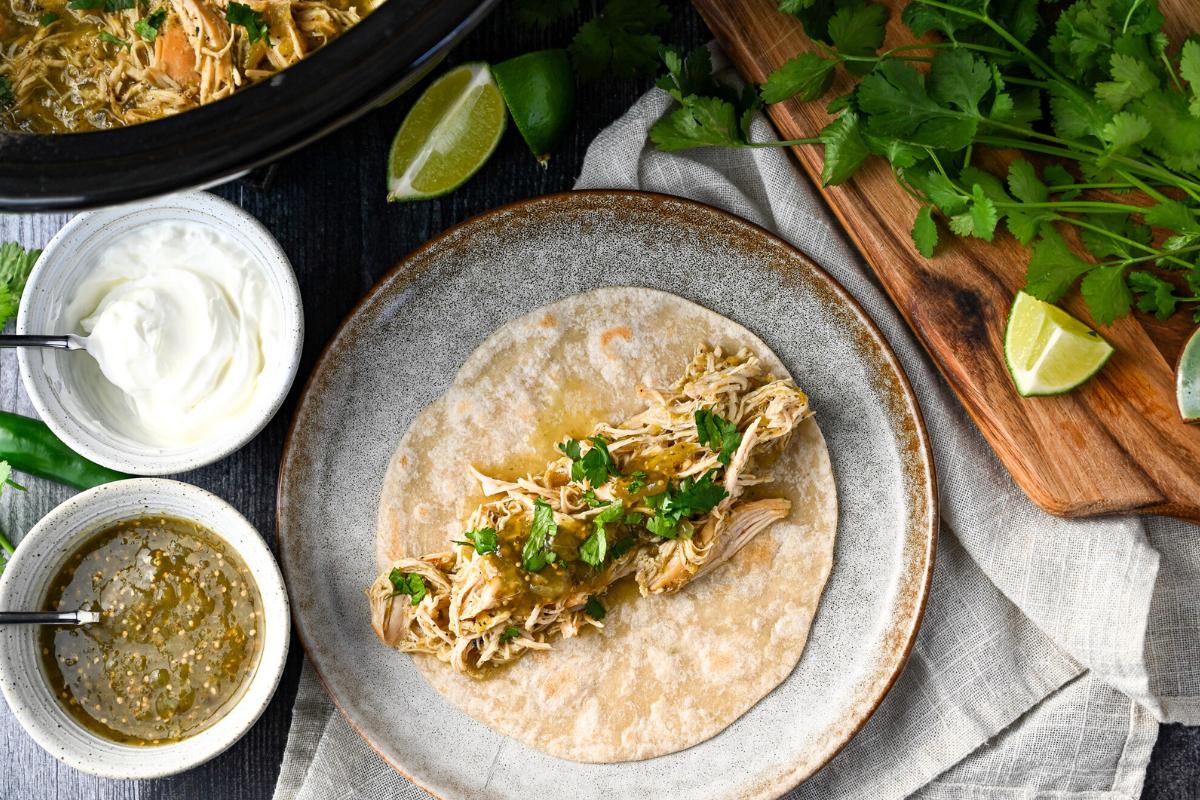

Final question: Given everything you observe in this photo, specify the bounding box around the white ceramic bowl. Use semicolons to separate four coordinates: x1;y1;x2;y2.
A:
0;478;290;779
17;192;304;475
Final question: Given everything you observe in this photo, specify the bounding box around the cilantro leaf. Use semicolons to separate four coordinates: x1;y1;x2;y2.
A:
761;53;837;104
500;625;520;643
858;59;977;150
1006;160;1048;204
522;498;558;572
39;11;59;25
827;2;888;75
1100;111;1152;153
645;470;727;539
1143;199;1200;233
584;596;606;620
928;49;992;119
388;569;427;606
626;470;647;492
1181;40;1200;117
581;500;624;567
818;110;870;185
0;243;40;328
226;2;269;45
98;31;130;49
563;435;619;485
948;184;999;241
1081;264;1132;325
557;438;582;461
912;206;938;258
905;168;969;215
515;0;577;28
1128;271;1182;319
135;9;168;42
650;92;758;151
1095;53;1159;111
454;527;498;555
569;0;669;80
694;407;742;465
1025;229;1092;302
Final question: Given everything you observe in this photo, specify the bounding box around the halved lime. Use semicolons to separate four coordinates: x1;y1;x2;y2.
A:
1005;291;1114;396
387;62;507;202
492;49;574;164
1178;327;1200;423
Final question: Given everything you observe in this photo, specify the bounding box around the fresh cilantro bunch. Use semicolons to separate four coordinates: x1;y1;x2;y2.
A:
653;0;1200;326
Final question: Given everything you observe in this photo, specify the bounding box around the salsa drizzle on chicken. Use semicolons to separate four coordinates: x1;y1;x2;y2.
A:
368;345;812;677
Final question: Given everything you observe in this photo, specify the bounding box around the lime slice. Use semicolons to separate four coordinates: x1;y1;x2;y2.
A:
1178;327;1200;423
1005;291;1114;396
387;62;507;202
492;49;574;164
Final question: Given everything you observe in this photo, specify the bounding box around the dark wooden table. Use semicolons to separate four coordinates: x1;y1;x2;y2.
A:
0;2;1196;798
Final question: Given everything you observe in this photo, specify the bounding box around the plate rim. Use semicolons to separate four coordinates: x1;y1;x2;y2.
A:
275;189;939;798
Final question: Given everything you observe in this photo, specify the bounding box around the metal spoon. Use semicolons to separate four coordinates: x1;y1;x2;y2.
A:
0;335;88;351
0;610;100;625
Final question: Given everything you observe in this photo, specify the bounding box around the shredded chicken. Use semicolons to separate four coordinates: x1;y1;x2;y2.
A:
0;0;374;132
368;345;813;677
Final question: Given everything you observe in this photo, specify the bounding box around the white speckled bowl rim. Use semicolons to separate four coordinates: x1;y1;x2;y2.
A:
0;478;291;779
277;191;937;799
16;191;305;475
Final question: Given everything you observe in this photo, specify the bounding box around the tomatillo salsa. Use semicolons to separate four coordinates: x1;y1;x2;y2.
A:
39;516;263;745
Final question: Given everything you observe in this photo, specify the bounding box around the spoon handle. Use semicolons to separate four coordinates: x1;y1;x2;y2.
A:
0;335;83;350
0;610;99;625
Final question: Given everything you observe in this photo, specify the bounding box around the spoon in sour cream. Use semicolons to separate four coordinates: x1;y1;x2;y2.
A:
0;334;90;351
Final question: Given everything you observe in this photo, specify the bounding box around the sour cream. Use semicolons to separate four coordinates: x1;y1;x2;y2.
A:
64;221;283;448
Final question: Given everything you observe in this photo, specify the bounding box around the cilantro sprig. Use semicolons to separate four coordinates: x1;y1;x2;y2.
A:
226;2;269;45
559;435;620;487
653;0;1200;327
453;527;499;555
522;498;558;572
695;407;742;466
387;569;427;606
580;500;624;567
645;470;727;540
0;243;40;326
569;0;669;80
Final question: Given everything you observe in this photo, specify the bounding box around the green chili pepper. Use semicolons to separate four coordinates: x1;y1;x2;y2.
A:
0;411;127;489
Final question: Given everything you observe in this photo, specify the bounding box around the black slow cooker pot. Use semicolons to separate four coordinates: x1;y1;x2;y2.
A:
0;0;497;211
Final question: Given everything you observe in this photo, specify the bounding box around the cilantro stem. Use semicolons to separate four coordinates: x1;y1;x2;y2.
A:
0;528;12;556
750;138;821;148
1048;213;1195;270
995;200;1146;213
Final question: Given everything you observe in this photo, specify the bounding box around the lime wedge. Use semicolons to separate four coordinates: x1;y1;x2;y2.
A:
1178;327;1200;423
387;62;507;202
1005;291;1114;396
492;49;574;164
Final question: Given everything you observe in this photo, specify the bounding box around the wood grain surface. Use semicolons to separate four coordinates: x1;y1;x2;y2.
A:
693;0;1200;522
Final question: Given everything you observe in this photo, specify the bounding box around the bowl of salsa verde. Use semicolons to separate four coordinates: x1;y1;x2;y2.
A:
0;478;289;778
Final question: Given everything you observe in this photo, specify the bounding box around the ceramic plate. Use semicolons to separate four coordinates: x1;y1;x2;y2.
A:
276;191;937;799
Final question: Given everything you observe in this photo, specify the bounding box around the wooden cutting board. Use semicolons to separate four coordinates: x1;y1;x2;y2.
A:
693;0;1200;521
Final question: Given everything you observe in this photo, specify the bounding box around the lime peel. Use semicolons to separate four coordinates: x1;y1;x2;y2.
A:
1178;328;1200;423
1005;291;1114;397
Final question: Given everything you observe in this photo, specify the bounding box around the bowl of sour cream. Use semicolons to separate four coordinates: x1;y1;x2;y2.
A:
17;192;303;474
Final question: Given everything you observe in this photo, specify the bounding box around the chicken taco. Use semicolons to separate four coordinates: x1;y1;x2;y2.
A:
368;287;837;762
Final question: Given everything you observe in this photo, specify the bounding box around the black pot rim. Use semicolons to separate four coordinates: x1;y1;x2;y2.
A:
0;0;497;212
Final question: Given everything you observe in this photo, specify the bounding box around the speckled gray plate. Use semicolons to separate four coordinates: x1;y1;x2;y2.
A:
277;191;937;799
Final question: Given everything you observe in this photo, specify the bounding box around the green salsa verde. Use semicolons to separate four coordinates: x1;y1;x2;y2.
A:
39;516;263;745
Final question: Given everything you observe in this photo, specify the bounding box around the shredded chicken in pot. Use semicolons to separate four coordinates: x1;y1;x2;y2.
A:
368;345;814;678
0;0;374;132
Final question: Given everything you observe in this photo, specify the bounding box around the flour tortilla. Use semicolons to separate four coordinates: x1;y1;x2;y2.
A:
375;287;837;762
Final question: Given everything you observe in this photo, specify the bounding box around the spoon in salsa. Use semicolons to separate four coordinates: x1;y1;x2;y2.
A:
0;610;100;625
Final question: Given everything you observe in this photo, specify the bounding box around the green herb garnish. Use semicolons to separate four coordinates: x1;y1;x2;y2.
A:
645;470;727;539
500;625;521;643
0;243;40;326
584;595;606;620
388;569;427;606
561;435;620;487
0;462;22;575
626;470;647;493
695;407;742;466
97;31;130;49
582;488;609;508
580;500;624;567
225;2;269;44
135;8;168;42
0;78;12;109
39;11;59;25
453;527;498;555
522;498;558;572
